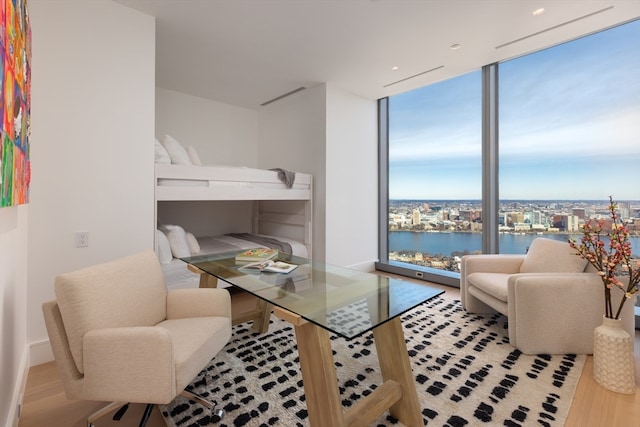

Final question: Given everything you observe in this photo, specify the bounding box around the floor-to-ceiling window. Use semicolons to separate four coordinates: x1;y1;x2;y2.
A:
384;71;481;283
377;19;640;287
498;20;640;255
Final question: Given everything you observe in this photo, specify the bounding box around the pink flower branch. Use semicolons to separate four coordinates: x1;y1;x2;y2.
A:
568;196;639;320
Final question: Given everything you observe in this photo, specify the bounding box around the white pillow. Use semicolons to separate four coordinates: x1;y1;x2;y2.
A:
159;224;191;258
187;145;202;166
155;229;173;264
154;139;171;164
161;134;192;165
185;232;201;254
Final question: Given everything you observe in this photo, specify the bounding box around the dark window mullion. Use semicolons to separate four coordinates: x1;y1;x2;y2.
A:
482;63;500;255
378;98;389;262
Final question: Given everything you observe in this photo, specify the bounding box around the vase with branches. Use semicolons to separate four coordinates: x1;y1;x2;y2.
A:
568;196;639;319
568;196;638;394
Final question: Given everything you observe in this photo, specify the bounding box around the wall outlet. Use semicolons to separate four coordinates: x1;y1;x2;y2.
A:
75;231;89;247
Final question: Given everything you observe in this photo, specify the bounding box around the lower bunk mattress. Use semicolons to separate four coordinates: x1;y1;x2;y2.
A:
162;233;308;290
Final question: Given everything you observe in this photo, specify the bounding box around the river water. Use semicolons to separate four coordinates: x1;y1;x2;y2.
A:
388;231;640;257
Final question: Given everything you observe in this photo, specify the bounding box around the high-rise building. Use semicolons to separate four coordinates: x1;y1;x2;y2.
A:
562;215;580;232
411;209;421;226
617;201;630;220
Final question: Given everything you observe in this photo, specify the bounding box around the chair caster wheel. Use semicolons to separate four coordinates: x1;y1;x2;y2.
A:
212;408;225;422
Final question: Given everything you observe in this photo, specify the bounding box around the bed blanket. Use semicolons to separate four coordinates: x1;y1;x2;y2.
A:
269;168;296;188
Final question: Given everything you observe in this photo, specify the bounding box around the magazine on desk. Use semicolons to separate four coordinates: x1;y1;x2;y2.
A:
234;248;279;262
239;260;299;274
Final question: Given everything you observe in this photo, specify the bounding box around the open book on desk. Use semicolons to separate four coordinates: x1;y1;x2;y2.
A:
239;260;299;274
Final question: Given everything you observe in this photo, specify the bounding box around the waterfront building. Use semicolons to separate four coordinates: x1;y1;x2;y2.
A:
411;209;421;226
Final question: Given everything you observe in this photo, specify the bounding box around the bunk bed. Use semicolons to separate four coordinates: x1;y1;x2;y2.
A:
155;162;313;290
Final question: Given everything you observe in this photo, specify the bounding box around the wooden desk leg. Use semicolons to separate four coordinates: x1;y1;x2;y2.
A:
196;271;271;333
250;300;273;334
198;272;218;288
372;317;423;427
294;321;345;427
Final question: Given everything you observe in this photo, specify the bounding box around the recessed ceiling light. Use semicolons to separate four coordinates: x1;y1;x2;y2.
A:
533;8;545;16
450;44;462;50
391;66;399;71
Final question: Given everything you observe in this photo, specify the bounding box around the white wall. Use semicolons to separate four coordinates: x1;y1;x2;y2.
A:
0;205;28;427
258;85;327;260
26;0;155;375
156;83;379;269
325;85;378;269
157;200;256;237
257;84;378;268
155;88;260;237
156;88;258;167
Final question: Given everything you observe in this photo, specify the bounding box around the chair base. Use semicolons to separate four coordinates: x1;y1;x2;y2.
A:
87;401;127;427
86;392;224;427
180;390;225;422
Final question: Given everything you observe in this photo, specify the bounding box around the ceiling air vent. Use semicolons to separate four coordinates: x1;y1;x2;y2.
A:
260;87;307;106
496;6;614;49
383;66;444;88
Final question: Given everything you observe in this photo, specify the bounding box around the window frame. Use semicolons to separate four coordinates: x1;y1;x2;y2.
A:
377;20;640;287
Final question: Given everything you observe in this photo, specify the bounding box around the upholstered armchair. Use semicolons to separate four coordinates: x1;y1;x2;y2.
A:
460;238;635;355
42;250;232;427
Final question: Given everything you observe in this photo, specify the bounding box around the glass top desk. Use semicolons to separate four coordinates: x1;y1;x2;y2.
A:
182;251;443;427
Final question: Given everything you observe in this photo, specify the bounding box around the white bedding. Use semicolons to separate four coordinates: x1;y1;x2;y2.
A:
155;164;312;202
155;139;312;289
162;233;308;290
155;136;312;201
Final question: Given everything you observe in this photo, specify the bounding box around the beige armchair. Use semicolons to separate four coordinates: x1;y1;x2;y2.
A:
42;250;232;427
460;238;635;355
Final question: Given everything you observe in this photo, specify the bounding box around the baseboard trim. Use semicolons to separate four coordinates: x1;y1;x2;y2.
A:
6;345;30;427
375;260;461;288
29;339;53;367
345;259;377;272
6;341;54;427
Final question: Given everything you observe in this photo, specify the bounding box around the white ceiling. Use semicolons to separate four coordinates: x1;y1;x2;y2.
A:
114;0;640;110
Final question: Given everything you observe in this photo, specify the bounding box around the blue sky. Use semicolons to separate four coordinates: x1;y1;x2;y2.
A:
389;19;640;201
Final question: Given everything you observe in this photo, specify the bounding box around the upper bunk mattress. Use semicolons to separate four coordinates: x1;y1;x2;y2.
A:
156;164;312;201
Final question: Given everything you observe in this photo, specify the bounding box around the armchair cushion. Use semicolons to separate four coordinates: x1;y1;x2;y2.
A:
55;251;168;373
466;273;510;302
519;237;587;273
462;254;524;275
157;317;232;392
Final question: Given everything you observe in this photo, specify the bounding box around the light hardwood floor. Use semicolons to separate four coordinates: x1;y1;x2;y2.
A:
19;281;640;427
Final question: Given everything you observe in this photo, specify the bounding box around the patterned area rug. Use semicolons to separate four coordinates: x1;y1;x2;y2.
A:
161;295;585;427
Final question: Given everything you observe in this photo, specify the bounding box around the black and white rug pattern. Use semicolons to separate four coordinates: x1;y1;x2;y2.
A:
161;295;585;427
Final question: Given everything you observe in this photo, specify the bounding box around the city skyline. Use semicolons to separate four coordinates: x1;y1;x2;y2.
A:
388;19;640;201
388;199;640;224
388;198;640;203
386;198;640;265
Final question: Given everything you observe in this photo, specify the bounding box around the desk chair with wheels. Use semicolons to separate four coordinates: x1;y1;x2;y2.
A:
42;250;232;426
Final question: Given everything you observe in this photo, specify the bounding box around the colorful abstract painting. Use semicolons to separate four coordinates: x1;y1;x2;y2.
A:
0;0;30;207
